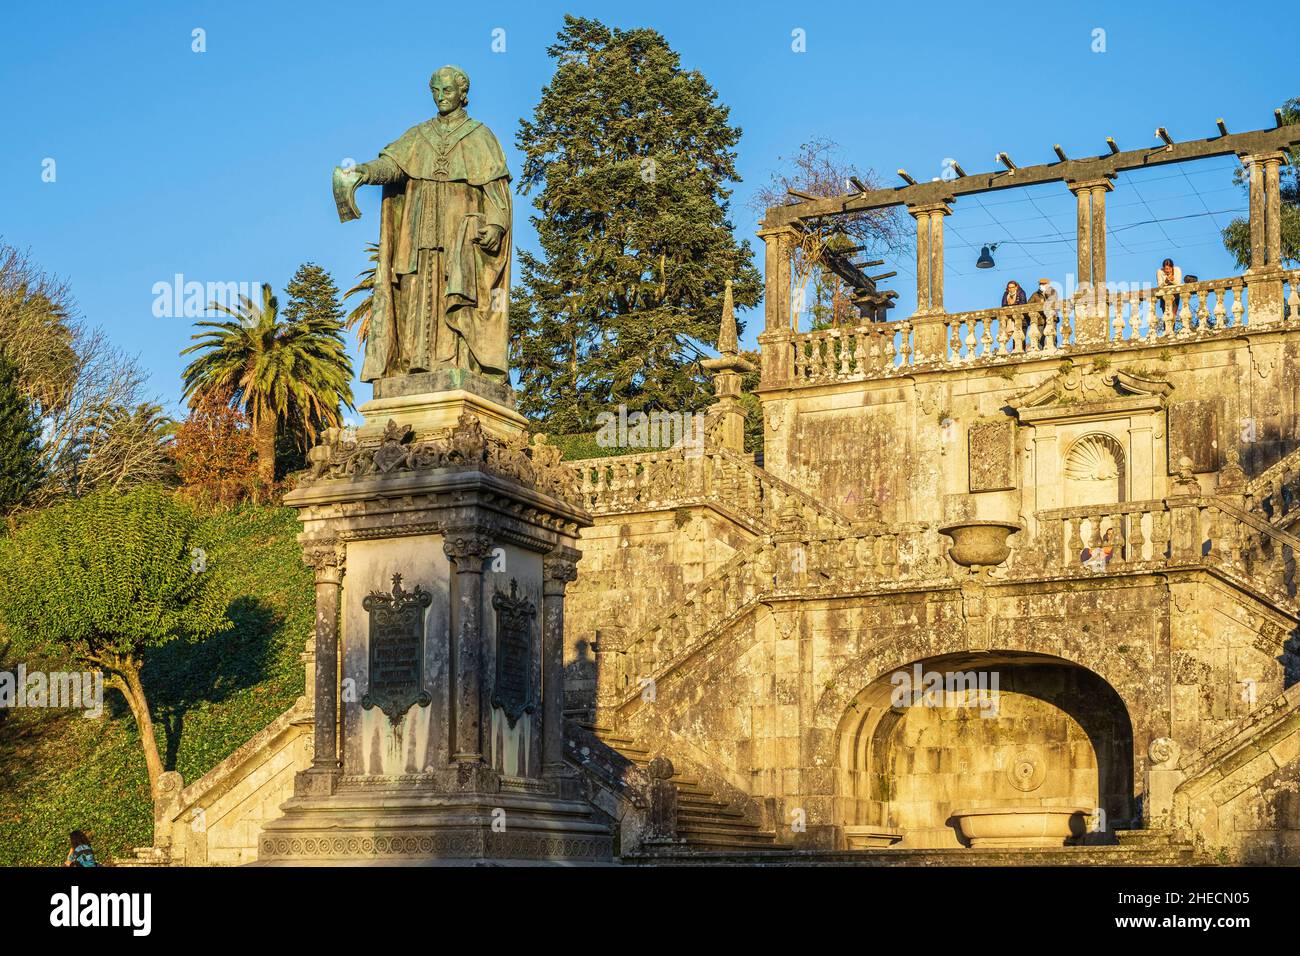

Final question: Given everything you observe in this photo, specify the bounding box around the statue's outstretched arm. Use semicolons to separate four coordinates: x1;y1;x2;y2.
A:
356;156;406;186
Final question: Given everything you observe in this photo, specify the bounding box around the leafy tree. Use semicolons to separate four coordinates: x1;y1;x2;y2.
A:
63;402;174;493
0;242;78;416
1;243;170;505
513;15;762;432
1222;97;1300;269
171;390;263;507
0;353;41;513
0;486;231;793
180;279;354;485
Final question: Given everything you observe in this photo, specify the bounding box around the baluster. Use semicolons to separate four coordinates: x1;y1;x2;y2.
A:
881;533;897;580
998;314;1012;355
1232;283;1245;327
1043;307;1059;355
979;317;993;358
1201;506;1217;561
1287;280;1299;322
961;321;975;362
1068;517;1084;566
900;320;913;366
1112;298;1126;341
1110;513;1126;565
1196;288;1210;329
1151;510;1171;562
1128;510;1146;562
1213;288;1226;328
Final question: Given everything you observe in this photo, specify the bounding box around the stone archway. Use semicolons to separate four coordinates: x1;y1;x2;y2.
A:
835;651;1135;849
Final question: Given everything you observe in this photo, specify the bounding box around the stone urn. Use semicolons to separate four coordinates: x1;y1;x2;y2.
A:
950;806;1090;848
938;520;1020;571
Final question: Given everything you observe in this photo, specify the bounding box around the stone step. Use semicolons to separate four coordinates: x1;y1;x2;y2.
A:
625;845;1199;865
675;824;782;848
1115;829;1185;848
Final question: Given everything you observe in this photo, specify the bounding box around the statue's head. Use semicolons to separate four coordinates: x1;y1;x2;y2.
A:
429;65;470;115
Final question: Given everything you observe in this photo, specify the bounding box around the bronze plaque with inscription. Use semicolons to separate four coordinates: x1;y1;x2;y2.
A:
492;579;536;728
361;574;432;723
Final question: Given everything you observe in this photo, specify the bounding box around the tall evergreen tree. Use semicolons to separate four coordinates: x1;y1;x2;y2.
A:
513;16;762;433
0;354;41;512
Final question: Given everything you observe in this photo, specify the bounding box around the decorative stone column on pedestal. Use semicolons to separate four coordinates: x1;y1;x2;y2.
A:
257;375;611;864
702;280;756;453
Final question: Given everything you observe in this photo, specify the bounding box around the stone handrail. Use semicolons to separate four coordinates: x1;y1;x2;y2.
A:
568;446;852;532
1242;447;1300;529
598;521;950;715
785;269;1300;385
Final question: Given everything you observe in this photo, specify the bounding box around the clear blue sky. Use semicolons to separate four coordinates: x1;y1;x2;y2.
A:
3;1;1296;419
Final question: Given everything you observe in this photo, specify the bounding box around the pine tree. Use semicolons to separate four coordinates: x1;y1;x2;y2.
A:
0;354;41;513
513;15;762;433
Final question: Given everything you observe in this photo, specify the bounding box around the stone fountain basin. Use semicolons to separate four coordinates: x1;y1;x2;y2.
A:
950;806;1090;848
938;520;1020;569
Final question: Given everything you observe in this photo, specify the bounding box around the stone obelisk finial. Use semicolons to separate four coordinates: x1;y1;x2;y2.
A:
701;280;755;453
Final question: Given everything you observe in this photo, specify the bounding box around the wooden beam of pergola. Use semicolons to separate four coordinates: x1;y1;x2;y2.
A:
765;123;1300;226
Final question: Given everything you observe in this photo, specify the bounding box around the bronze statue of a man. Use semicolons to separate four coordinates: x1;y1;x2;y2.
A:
334;65;511;384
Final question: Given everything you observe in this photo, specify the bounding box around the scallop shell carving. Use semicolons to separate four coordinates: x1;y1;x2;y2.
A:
1064;434;1122;481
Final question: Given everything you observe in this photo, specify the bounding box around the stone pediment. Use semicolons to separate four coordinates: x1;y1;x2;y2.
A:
1009;364;1173;424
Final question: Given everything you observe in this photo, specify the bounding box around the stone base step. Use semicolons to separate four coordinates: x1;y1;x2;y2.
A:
625;844;1200;865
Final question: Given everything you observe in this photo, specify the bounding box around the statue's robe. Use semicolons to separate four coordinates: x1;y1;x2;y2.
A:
360;109;511;383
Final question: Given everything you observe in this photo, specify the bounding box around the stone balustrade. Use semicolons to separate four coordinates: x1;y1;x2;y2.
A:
569;446;851;532
783;269;1300;386
1029;497;1292;598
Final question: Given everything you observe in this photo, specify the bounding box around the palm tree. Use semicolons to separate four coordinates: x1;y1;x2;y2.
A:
342;242;380;344
181;284;354;484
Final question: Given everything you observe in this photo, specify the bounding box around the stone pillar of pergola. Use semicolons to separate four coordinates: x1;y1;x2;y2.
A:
1240;150;1288;323
757;221;800;385
908;200;953;363
1067;176;1113;294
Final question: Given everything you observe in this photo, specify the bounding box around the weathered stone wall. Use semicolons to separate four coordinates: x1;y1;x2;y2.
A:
758;335;1300;532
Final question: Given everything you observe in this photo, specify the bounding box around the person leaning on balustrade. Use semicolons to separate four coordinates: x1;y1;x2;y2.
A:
1024;277;1058;348
1155;258;1183;328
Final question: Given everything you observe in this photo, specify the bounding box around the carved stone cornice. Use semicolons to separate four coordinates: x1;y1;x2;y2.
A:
296;412;579;505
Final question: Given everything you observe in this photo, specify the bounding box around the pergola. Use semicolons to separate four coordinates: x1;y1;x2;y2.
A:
757;117;1300;376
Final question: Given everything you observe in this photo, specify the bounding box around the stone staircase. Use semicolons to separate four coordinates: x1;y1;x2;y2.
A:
595;730;788;853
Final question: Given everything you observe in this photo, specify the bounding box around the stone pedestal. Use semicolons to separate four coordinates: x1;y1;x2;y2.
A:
358;369;528;442
258;387;611;865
